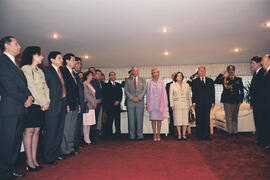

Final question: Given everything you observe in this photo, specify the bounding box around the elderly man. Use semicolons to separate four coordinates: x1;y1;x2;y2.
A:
124;66;147;140
192;66;215;140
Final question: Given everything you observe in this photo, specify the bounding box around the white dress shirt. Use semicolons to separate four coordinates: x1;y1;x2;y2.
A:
4;52;16;65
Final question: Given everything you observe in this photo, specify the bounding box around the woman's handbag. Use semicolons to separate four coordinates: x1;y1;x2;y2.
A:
188;109;196;123
82;101;89;113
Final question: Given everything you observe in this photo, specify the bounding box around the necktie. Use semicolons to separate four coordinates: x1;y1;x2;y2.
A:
134;78;137;91
57;69;67;98
72;71;77;84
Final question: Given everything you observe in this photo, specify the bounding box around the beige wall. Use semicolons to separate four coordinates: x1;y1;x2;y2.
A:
83;62;252;80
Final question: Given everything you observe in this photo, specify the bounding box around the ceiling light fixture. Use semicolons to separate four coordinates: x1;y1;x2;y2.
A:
265;22;270;27
50;32;61;39
233;48;240;53
84;55;89;59
164;51;169;56
162;27;168;33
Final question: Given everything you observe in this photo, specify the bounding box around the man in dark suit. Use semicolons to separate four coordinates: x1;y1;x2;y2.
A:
261;54;270;150
0;36;33;179
214;65;244;136
73;57;84;152
104;72;123;138
43;51;66;165
192;66;215;140
89;67;103;142
250;56;264;145
166;72;176;136
60;53;80;157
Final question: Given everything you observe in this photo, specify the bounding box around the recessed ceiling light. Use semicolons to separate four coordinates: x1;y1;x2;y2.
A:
84;55;89;59
164;51;169;56
265;22;270;27
233;48;240;53
162;28;168;33
50;32;61;39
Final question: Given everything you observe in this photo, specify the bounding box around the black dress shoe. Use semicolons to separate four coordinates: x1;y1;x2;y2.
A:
74;151;80;155
25;164;39;172
129;138;135;141
36;165;43;170
57;155;66;160
137;138;143;141
12;171;25;178
44;161;57;165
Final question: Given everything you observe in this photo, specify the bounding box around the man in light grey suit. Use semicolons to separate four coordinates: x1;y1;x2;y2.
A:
124;66;147;140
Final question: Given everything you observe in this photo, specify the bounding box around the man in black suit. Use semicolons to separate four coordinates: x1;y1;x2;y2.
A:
0;36;33;179
104;72;123;138
166;72;176;136
192;66;215;140
250;56;264;145
43;51;66;165
60;53;80;157
89;67;103;142
261;54;270;150
73;57;84;152
214;65;244;136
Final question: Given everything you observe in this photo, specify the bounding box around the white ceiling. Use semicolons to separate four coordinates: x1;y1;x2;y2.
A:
0;0;269;67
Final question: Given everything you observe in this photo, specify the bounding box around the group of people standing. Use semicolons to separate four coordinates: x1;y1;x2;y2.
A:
0;36;124;180
0;35;269;180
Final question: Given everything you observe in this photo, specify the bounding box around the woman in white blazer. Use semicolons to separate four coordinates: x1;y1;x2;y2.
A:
169;72;192;140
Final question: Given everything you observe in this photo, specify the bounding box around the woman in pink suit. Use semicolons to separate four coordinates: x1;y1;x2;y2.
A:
146;67;168;141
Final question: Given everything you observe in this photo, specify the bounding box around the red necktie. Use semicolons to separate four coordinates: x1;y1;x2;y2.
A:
134;78;137;91
57;69;67;98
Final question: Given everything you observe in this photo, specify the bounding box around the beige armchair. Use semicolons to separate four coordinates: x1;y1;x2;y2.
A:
212;103;256;133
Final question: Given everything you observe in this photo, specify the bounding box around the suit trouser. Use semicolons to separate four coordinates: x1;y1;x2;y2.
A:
195;104;210;139
0;115;24;180
43;101;66;162
74;112;83;149
90;103;102;141
261;106;270;146
224;103;240;134
127;101;144;139
61;110;78;155
253;105;264;143
168;107;174;135
106;106;121;136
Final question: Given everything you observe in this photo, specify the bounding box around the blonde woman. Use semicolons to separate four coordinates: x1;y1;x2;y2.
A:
146;67;168;141
169;72;192;140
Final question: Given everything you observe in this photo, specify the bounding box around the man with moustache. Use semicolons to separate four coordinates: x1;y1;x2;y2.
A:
214;65;244;136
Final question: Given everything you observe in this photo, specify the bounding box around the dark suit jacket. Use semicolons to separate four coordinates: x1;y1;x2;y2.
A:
250;68;264;107
74;71;84;107
60;67;79;111
91;78;103;100
166;81;173;107
0;54;31;116
214;74;244;104
262;69;270;106
43;65;64;115
104;81;123;111
192;77;215;106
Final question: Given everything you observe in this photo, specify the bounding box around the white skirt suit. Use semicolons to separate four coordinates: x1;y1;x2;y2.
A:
169;82;191;126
